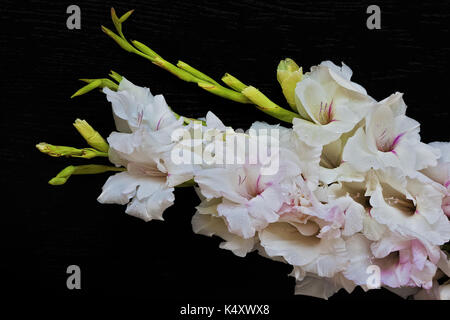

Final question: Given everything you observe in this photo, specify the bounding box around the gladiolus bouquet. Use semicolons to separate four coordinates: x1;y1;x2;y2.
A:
37;8;450;300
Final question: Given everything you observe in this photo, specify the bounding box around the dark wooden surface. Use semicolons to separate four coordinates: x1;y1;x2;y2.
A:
2;0;449;305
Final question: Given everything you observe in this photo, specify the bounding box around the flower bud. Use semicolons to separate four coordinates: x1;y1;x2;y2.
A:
73;119;109;152
277;58;303;108
48;164;124;185
36;142;107;159
101;25;136;53
36;143;80;157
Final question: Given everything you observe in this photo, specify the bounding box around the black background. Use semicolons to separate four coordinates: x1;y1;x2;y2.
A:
2;0;450;308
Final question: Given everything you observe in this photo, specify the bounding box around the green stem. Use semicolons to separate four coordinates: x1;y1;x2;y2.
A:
102;9;300;123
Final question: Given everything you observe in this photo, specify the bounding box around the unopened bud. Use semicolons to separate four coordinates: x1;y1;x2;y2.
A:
73;119;109;152
48;164;124;185
277;58;303;108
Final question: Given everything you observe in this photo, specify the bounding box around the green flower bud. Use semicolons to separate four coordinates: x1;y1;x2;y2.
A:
48;164;125;185
109;70;123;83
242;86;300;123
131;40;160;60
119;9;135;23
73;119;109;153
101;25;136;53
36;143;108;159
71;77;118;99
221;73;248;92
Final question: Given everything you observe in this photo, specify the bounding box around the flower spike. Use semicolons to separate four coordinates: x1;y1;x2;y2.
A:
102;9;252;104
101;9;304;122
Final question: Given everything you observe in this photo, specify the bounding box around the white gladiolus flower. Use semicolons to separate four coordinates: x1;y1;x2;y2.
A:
104;77;183;138
194;163;292;239
259;222;348;278
98;131;175;221
368;169;450;243
422;141;450;217
327;177;388;241
370;232;440;289
193;123;314;238
342;93;440;175
98;78;192;221
293;61;375;147
250;122;322;190
98;128;193;221
319;125;366;185
39;35;450;301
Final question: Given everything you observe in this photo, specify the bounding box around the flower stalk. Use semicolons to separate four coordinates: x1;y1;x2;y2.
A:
102;8;302;123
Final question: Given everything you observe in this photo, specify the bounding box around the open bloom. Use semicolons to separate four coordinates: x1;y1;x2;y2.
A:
249;121;322;190
259;221;348;279
98;78;192;221
367;230;446;290
422;141;450;217
368;168;450;243
103;77;183;141
194;163;291;239
257;175;351;281
342;93;440;175
293;61;375;147
98;127;192;221
319;126;366;185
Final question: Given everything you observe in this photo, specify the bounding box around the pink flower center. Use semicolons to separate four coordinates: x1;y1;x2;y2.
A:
318;100;335;125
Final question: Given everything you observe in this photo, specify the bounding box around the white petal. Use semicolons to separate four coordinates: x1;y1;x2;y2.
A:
217;199;255;239
260;222;328;267
97;171;141;205
293;117;354;147
192;213;255;257
294;273;354;300
125;186;174;221
205;111;227;131
194;167;247;204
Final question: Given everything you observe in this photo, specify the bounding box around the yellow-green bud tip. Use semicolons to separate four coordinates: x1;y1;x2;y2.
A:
73;119;109;153
276;58;303;109
48;177;67;185
36;142;50;153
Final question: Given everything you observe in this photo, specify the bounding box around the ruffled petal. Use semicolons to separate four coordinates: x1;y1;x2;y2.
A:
192;212;255;257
